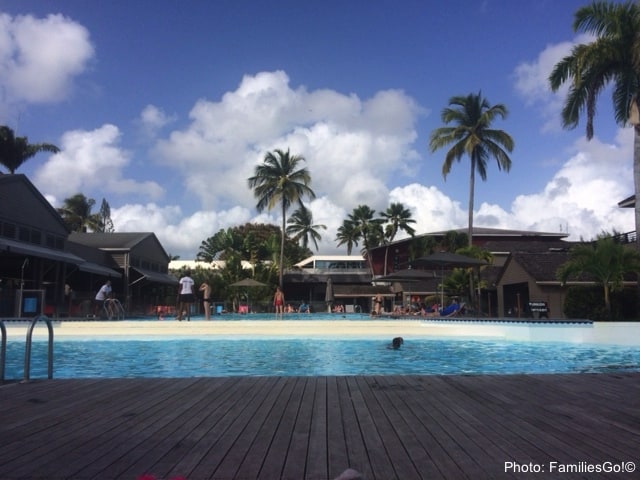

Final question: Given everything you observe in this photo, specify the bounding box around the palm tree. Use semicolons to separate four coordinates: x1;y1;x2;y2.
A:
286;205;326;251
248;148;315;288
549;1;640;251
557;234;640;317
380;202;416;275
380;202;416;242
0;125;60;174
429;92;514;247
336;205;384;275
57;193;102;232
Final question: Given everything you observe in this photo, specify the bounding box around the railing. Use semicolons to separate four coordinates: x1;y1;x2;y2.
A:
612;230;637;244
23;314;54;382
0;320;6;383
104;298;125;320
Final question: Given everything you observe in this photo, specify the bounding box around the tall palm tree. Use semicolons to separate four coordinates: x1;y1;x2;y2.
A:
429;92;514;247
0;125;60;174
380;202;416;242
57;193;102;232
549;1;640;251
248;148;315;288
335;220;359;255
286;205;326;251
557;234;640;317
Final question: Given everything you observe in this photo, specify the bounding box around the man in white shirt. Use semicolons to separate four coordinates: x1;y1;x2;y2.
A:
177;270;194;321
94;280;112;317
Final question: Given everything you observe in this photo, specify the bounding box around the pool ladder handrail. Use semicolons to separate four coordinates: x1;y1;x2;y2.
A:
0;320;6;383
23;314;54;382
103;298;125;320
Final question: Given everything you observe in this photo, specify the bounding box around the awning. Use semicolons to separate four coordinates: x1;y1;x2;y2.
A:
78;261;122;278
0;237;84;264
130;267;178;286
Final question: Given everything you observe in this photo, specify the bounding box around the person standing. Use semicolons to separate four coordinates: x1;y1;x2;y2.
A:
177;270;195;321
94;280;112;317
199;281;211;320
273;286;285;317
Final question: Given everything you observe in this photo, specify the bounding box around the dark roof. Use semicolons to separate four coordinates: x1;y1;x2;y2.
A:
0;174;69;232
370;227;569;251
480;239;576;254
68;232;157;249
618;194;634;208
502;251;571;282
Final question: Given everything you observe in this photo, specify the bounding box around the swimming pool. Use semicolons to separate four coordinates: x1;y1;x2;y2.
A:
5;337;640;379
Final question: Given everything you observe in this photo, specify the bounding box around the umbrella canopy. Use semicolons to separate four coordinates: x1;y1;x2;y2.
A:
325;278;335;302
406;251;488;269
230;278;267;287
377;268;435;282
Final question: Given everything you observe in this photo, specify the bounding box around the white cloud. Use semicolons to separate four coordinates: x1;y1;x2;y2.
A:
112;203;252;259
153;71;423;212
0;13;94;108
34;124;164;201
137;104;177;138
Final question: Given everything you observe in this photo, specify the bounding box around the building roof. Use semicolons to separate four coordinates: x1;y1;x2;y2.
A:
69;232;157;249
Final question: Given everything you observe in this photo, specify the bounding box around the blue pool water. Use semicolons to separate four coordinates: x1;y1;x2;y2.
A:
4;338;640;379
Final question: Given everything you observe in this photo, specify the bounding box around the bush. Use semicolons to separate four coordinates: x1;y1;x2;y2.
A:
563;286;638;321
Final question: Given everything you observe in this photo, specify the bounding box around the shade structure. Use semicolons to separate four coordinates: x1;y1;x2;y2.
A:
324;278;335;312
404;252;488;307
376;268;435;282
230;278;267;288
230;278;267;313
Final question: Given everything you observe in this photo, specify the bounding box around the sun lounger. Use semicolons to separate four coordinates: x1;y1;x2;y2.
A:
439;302;465;317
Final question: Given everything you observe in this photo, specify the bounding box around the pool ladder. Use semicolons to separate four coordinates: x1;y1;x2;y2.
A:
0;314;54;384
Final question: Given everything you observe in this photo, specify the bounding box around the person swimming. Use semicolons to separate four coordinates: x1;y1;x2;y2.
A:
389;337;404;349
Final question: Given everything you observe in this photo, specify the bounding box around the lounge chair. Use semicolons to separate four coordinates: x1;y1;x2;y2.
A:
439;302;465;317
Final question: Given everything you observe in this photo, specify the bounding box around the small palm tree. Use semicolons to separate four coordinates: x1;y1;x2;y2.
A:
549;1;640;250
380;202;416;275
286;205;326;251
429;92;514;247
336;205;384;275
248;148;315;288
557;234;640;317
380;202;416;242
57;193;102;232
0;125;60;174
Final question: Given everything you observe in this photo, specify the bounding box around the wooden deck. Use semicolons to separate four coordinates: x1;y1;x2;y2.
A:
0;374;639;479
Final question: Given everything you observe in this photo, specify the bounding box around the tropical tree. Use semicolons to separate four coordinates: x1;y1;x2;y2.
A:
248;149;315;287
57;193;102;232
557;234;640;317
0;125;60;174
549;1;640;251
380;202;416;242
429;92;514;247
286;205;326;251
336;205;384;255
97;198;115;233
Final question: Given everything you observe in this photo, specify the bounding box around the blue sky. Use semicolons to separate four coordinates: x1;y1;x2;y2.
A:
0;0;634;258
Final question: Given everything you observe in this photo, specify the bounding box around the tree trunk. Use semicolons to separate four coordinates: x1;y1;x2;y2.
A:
468;160;476;309
280;202;286;288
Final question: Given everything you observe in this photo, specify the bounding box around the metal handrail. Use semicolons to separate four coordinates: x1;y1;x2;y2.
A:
23;314;54;382
103;298;125;320
0;320;6;383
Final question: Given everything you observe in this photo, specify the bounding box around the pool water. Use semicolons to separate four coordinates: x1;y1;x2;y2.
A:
4;338;640;379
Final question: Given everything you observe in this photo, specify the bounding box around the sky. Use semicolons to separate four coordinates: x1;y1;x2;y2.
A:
0;0;635;259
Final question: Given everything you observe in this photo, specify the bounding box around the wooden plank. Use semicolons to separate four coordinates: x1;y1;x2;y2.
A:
0;374;639;479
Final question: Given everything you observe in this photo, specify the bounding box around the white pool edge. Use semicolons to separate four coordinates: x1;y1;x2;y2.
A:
3;320;640;346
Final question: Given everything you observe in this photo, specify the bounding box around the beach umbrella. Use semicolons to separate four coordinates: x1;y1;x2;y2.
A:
230;278;267;312
324;277;335;312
